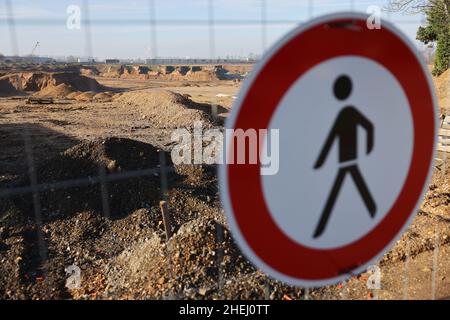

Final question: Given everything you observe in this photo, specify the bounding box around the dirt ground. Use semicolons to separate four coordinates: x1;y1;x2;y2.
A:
0;66;448;300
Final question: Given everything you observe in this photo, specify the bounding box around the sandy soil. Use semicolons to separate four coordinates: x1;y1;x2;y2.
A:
0;69;448;300
96;77;239;108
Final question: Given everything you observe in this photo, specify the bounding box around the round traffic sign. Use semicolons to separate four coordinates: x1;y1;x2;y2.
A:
219;12;438;286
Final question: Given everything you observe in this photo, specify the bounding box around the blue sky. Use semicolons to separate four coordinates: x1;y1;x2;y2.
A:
0;0;426;60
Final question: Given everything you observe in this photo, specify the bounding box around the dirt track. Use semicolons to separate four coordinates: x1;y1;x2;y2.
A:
0;68;449;300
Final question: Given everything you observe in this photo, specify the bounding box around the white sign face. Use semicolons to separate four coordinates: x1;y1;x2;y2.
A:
220;12;438;287
261;56;414;249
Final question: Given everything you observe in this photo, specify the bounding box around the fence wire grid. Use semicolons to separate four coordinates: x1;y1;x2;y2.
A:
1;0;449;300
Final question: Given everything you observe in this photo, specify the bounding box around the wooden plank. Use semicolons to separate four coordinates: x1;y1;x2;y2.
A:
437;144;450;153
438;139;450;146
26;97;54;104
439;128;450;137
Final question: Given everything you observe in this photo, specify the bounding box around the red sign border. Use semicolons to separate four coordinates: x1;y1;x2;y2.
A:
220;13;438;286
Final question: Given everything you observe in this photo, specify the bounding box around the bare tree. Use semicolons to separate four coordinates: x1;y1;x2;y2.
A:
386;0;431;13
386;0;449;14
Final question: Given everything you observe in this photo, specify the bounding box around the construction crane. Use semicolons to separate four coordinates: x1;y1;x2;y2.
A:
30;41;40;57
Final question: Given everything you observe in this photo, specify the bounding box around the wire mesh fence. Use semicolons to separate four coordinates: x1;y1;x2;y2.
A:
0;0;449;300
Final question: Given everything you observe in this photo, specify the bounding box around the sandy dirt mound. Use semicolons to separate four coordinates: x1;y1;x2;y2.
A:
115;90;215;128
80;67;99;77
120;66;152;80
96;65;124;78
97;65;164;79
0;72;104;98
92;64;240;81
104;216;267;299
74;91;97;101
222;64;253;75
65;91;82;99
102;209;307;300
93;92;114;101
13;137;172;220
34;83;74;98
164;65;229;81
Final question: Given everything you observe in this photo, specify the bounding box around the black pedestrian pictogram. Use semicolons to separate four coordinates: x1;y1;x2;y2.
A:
313;75;377;238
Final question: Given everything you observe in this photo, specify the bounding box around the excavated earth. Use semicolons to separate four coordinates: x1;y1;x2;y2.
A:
0;66;448;300
0;71;106;98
